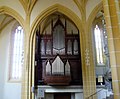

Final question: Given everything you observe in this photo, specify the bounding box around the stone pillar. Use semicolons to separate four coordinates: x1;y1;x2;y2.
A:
103;0;120;98
21;14;35;99
81;30;96;99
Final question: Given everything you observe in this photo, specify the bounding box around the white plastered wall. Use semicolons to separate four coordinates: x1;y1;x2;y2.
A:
30;0;82;26
0;0;26;20
86;0;102;20
0;21;21;99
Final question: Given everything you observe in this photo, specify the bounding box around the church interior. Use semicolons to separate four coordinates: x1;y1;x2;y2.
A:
0;0;120;99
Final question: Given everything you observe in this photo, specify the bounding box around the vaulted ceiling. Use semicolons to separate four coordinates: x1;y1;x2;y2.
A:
77;0;88;6
19;0;37;14
0;14;15;32
0;0;99;32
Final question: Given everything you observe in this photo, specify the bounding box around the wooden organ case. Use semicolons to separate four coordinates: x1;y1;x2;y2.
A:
35;16;82;86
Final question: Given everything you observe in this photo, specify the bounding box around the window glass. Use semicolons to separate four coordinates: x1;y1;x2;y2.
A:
9;25;24;81
94;25;104;64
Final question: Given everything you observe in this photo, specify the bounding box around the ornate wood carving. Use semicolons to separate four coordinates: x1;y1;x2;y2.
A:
35;16;82;85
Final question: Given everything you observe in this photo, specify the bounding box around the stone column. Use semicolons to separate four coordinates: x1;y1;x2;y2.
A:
21;14;35;99
103;0;120;98
81;29;96;99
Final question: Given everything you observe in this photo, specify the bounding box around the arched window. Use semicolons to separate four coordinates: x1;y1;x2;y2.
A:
94;25;104;64
9;24;24;81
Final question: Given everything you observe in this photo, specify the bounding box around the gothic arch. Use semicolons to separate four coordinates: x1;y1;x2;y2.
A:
0;6;25;29
27;4;85;99
87;1;103;35
84;1;103;71
30;4;84;42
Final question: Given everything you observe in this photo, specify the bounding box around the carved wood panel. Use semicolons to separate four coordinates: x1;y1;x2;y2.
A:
35;17;82;85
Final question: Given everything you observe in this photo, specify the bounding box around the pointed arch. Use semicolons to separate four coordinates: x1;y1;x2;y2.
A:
73;0;85;20
27;5;85;99
87;1;103;34
85;1;103;67
0;6;25;29
30;4;84;41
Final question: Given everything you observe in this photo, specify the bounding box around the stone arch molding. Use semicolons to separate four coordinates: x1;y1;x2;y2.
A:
0;6;25;29
28;5;85;96
30;4;84;41
84;1;103;66
87;1;103;35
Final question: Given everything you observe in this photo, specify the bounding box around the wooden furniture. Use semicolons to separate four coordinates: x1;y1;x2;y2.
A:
44;76;71;85
54;93;71;99
35;16;82;85
44;55;71;85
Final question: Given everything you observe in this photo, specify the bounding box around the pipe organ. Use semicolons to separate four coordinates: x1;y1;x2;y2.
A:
35;16;82;85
